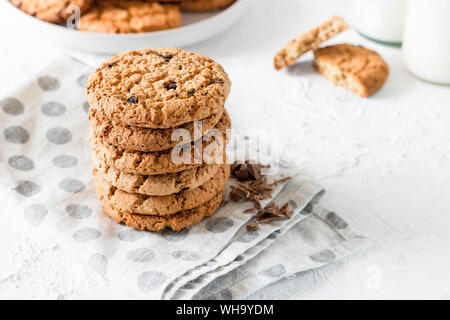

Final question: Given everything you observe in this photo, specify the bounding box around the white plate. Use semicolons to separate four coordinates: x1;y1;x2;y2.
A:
2;0;246;54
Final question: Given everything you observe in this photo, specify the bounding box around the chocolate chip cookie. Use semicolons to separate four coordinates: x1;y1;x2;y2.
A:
94;155;221;196
86;48;231;129
89;110;231;175
11;0;93;24
313;44;389;97
274;16;348;70
180;0;236;12
93;163;229;215
89;106;225;152
78;0;181;33
98;187;225;232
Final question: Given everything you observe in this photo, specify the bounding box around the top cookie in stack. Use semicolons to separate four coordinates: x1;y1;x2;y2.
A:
86;48;232;232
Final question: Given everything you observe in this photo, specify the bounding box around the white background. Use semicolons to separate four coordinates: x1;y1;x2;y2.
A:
1;0;450;299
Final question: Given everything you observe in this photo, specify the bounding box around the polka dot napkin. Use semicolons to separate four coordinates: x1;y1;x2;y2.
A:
0;55;370;300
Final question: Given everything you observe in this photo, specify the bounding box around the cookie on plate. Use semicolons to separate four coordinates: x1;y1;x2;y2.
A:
97;187;225;232
86;48;231;129
313;44;389;97
93;163;230;215
180;0;236;12
78;0;181;33
274;16;348;70
89;106;224;152
89;110;231;175
11;0;93;24
94;157;221;196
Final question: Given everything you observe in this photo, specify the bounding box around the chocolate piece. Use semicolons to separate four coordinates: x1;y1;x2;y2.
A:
256;202;292;224
230;162;264;182
246;222;259;232
280;203;294;218
243;207;257;214
188;89;195;96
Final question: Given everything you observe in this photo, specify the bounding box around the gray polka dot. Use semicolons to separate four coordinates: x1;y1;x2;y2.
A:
88;253;108;276
41;101;66;116
310;249;336;263
59;179;85;193
161;228;189;242
183;279;201;290
1;97;24;115
66;204;92;219
127;248;155;262
301;202;314;215
267;233;277;240
37;76;60;91
289;200;298;210
47;127;72;144
24;204;47;227
73;227;101;242
77;73;89;87
82;101;90;113
205;217;234;233
117;229;145;242
8;155;34;171
325;212;348;230
260;264;286;278
14;180;41;197
52;155;78;168
172;250;200;261
137;271;167;292
4;126;29;144
237;230;259;243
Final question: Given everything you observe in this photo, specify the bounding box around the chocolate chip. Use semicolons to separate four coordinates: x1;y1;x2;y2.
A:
166;82;177;90
246;223;259;232
210;79;224;85
158;54;172;61
188;89;195;97
181;186;190;191
127;96;138;104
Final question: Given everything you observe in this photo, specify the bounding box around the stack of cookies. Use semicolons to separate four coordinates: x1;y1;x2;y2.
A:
86;48;232;232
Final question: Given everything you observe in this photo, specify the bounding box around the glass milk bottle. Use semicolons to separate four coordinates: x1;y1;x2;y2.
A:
350;0;408;45
402;0;450;84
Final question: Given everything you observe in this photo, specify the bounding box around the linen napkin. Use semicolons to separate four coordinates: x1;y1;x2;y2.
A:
0;55;370;299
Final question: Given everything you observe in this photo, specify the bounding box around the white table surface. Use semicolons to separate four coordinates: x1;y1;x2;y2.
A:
1;0;450;300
